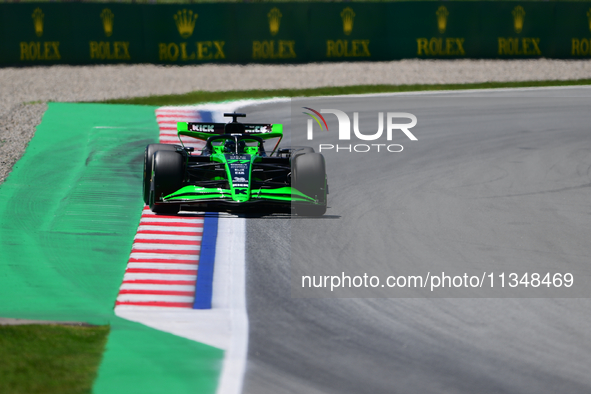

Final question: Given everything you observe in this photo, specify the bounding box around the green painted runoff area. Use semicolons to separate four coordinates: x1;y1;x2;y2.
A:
0;102;223;394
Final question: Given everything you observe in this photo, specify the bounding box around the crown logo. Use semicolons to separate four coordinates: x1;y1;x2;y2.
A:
32;8;44;37
436;6;449;34
100;9;114;37
341;7;355;36
174;9;198;39
268;8;282;36
512;6;525;34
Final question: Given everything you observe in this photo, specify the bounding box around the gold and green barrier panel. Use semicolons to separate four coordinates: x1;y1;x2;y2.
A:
2;2;591;65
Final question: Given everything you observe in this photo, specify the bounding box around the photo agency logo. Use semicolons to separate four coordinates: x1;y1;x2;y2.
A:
302;107;418;153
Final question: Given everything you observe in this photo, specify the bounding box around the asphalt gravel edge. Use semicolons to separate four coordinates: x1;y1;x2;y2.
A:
0;103;47;185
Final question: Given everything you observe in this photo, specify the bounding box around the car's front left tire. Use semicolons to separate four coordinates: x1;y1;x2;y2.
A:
292;152;327;217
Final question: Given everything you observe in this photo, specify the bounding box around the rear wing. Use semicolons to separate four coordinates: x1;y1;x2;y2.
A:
177;122;283;141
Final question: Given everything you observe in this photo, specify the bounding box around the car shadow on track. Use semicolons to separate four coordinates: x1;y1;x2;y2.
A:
171;209;341;220
239;214;341;220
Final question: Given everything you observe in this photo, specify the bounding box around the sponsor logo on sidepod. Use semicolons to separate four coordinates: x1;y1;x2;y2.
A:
302;107;417;153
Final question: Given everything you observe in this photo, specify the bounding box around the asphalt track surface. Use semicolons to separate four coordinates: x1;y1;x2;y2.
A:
240;87;591;393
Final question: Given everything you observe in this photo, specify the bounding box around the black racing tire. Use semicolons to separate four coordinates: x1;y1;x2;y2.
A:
292;152;327;217
149;150;183;214
143;144;181;205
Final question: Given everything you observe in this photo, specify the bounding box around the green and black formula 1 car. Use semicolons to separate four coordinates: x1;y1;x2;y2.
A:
143;113;328;216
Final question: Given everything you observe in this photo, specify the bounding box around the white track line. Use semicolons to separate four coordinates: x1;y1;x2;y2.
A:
120;284;196;291
137;225;202;233
122;273;197;281
129;252;200;260
117;294;195;303
214;216;248;394
131;243;201;251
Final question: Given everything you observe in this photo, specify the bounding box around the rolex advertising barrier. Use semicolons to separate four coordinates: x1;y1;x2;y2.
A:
2;2;591;65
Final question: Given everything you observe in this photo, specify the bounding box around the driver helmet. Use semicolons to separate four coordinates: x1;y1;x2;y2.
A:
223;139;236;153
224;139;247;153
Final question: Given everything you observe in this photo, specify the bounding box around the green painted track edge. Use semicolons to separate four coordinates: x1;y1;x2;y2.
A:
0;102;223;394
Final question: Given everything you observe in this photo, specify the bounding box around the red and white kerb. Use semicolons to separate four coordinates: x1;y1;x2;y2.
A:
115;107;207;309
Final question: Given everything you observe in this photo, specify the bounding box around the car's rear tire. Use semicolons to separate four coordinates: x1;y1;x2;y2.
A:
149;150;183;215
292;152;327;217
143;144;181;205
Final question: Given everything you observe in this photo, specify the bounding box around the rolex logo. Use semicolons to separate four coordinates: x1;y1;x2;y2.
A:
32;8;44;37
100;9;114;37
174;9;198;39
436;6;449;34
512;6;525;34
587;8;591;33
268;8;282;36
341;7;355;36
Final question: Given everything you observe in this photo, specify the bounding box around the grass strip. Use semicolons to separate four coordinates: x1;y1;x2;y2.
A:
0;324;109;394
102;78;591;106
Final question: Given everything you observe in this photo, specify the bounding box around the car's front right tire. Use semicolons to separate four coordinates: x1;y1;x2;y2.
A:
143;143;181;205
149;150;184;215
